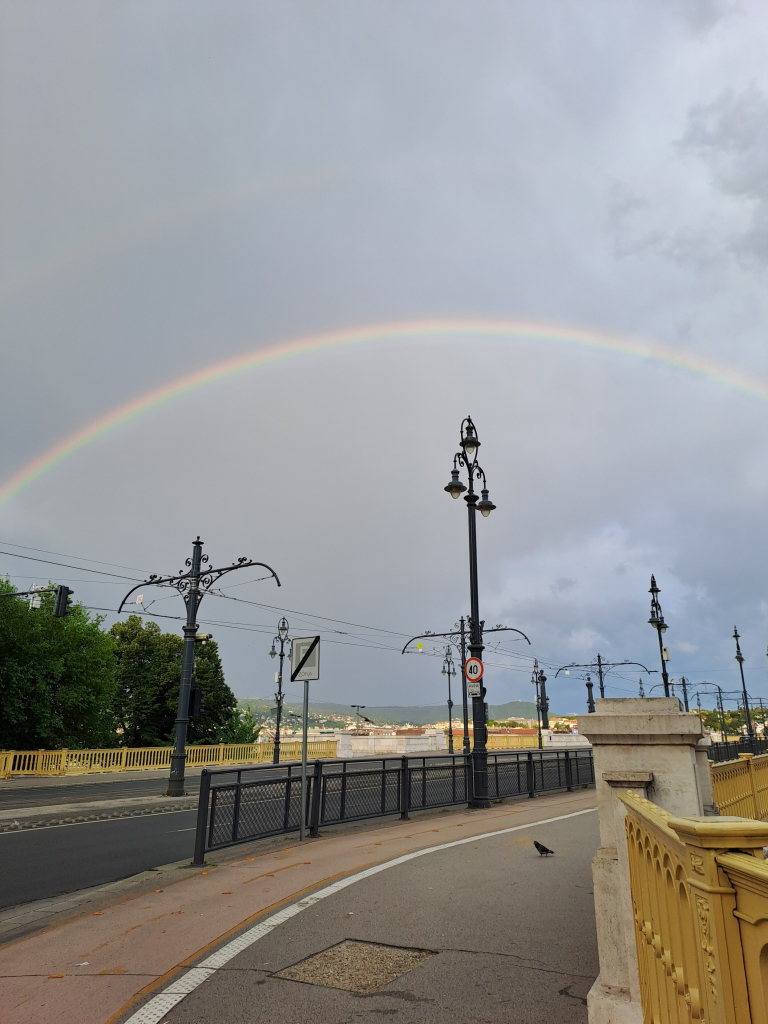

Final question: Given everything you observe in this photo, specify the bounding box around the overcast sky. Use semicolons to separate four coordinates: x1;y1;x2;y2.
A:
2;0;768;716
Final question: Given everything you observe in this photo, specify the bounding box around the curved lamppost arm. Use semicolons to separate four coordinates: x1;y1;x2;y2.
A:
554;660;656;679
118;559;280;613
402;626;530;656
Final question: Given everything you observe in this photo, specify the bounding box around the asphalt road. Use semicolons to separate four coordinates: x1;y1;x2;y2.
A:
0;808;199;909
0;778;201;809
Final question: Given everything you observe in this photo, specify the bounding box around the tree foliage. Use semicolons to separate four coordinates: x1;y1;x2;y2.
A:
0;586;246;750
110;616;241;746
0;579;116;749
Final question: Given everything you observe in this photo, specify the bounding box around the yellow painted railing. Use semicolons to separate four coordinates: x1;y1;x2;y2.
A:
620;788;768;1023
0;740;338;778
710;752;768;820
486;735;538;749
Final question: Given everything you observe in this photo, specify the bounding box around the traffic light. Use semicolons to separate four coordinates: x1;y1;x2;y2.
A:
53;585;74;618
188;687;203;718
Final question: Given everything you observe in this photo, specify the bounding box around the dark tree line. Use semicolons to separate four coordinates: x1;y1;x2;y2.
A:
0;580;257;750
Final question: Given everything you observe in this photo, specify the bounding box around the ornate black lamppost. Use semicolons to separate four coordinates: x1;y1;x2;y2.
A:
648;575;671;697
585;674;596;713
442;645;456;753
733;627;755;743
555;659;654;712
119;537;280;797
269;617;291;764
530;661;549;748
444;416;497;807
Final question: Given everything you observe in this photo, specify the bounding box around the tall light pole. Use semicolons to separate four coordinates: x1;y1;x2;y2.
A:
648;575;670;697
444;416;497;808
442;645;456;753
119;537;279;796
269;617;292;764
733;627;755;742
530;661;550;748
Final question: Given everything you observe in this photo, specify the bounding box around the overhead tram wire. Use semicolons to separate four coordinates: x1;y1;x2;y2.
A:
83;604;542;673
0;539;160;576
0;549;146;581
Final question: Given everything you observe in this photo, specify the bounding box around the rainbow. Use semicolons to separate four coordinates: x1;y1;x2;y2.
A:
2;317;767;508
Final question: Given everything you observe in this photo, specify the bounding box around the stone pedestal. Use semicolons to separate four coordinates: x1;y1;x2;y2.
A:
580;697;710;1023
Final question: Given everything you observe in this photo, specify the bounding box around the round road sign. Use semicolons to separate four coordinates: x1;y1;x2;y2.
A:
465;657;484;682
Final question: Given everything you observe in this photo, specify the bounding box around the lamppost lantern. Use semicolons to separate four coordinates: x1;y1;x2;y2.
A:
477;489;496;517
461;420;479;459
269;644;276;660
278;617;289;640
444;468;467;499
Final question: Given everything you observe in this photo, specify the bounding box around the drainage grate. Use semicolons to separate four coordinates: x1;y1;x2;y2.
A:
274;939;435;994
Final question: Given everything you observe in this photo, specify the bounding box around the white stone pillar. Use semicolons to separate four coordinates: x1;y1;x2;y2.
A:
580;697;710;1024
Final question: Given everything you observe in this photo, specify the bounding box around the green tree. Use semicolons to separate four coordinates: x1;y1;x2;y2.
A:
110;617;240;746
0;579;116;749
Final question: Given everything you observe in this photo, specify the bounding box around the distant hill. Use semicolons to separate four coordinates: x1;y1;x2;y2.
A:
237;697;570;726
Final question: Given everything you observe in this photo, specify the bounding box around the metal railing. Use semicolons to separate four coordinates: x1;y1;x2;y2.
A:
709;736;768;763
0;740;338;778
192;748;595;864
620;788;768;1024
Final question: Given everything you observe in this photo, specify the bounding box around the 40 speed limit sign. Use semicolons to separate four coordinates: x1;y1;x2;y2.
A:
465;657;484;697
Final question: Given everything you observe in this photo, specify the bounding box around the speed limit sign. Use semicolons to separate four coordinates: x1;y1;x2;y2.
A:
465;658;484;682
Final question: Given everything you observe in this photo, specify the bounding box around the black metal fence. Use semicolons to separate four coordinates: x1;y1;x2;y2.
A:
709;736;768;763
192;748;595;864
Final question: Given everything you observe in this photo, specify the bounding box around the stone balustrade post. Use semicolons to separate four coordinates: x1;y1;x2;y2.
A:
580;697;713;1024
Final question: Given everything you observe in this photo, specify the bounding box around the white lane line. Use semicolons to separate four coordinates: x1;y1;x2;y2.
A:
125;805;596;1024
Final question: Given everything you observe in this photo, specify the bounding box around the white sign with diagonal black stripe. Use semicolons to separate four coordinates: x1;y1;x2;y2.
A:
290;636;320;682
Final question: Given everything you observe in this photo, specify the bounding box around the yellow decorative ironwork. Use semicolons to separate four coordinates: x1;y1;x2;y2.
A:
710;753;768;820
621;789;768;1023
0;740;338;778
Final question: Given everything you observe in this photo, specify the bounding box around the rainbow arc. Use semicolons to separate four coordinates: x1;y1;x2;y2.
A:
2;317;766;508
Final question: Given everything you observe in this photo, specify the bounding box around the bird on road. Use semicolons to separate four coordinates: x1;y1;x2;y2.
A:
534;840;554;856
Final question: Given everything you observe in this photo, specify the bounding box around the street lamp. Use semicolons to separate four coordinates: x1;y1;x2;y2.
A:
269;617;292;764
444;415;497;808
442;645;456;753
585;674;596;714
733;627;755;743
530;661;549;748
648;575;671;697
118;537;280;797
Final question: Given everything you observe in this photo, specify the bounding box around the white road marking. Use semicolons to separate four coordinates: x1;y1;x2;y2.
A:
124;806;596;1024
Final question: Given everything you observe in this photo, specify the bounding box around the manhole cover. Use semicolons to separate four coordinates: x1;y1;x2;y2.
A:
274;939;435;994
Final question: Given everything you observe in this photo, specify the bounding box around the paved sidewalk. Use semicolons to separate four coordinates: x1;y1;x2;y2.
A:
0;789;597;1024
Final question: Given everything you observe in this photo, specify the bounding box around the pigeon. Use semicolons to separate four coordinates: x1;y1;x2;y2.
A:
534;840;554;856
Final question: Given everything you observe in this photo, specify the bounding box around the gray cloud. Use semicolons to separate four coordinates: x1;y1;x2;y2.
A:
2;1;768;715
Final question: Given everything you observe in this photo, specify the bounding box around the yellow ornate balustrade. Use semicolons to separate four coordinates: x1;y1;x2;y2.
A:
485;735;538;749
620;788;768;1023
0;740;338;778
710;753;768;820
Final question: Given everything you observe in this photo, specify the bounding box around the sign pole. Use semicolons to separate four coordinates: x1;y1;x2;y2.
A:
290;635;320;844
300;677;309;841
